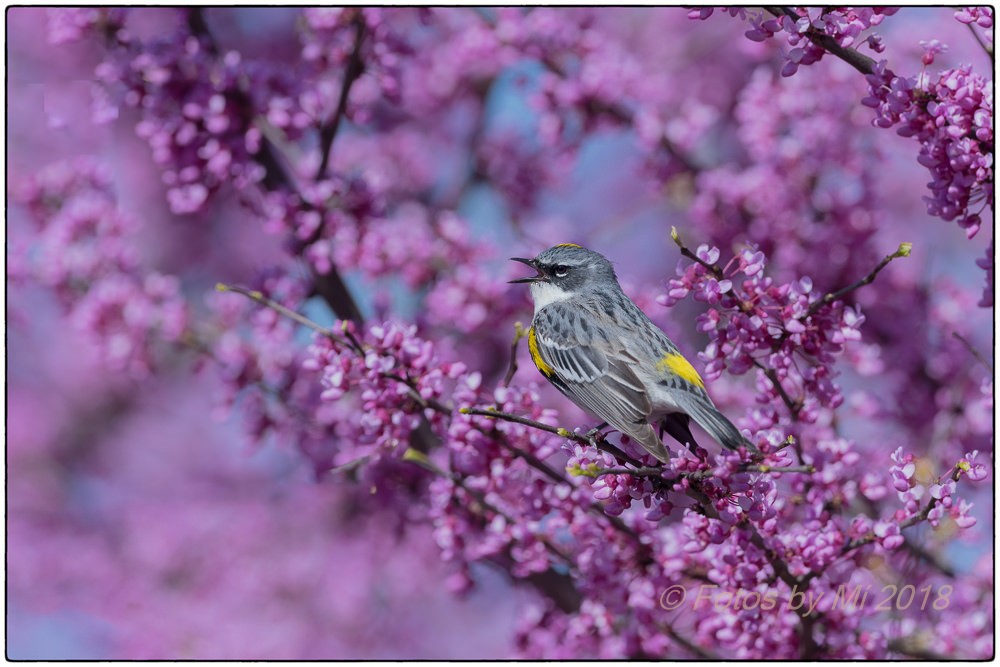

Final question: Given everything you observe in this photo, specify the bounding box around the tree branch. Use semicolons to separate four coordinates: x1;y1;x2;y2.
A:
952;331;993;373
310;266;365;325
216;283;344;343
185;8;366;324
762;7;878;75
805;243;911;317
316;16;367;179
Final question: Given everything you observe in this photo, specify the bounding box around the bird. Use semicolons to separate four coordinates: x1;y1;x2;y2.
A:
510;243;753;463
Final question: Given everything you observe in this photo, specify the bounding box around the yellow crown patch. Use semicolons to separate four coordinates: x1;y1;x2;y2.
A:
554;243;582;249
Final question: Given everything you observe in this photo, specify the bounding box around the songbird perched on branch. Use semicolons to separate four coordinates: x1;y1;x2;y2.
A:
511;243;756;462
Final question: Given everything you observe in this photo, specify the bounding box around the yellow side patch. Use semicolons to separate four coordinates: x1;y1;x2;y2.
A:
554;243;581;248
657;352;704;388
528;327;555;377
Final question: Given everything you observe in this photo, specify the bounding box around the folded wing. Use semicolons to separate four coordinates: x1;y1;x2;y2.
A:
534;304;669;462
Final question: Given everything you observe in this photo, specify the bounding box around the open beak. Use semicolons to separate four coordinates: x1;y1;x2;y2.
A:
509;257;546;284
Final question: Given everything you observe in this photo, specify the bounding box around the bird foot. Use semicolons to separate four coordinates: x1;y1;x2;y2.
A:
585;422;610;440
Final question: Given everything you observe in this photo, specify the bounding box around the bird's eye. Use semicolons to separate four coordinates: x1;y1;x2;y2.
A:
553;265;569;278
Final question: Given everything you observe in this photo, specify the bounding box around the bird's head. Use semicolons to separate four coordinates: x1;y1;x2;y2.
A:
510;243;618;309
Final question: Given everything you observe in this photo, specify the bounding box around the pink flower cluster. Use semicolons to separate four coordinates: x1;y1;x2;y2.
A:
300;8;415;113
888;447;984;529
684;59;887;294
694;6;993;283
955;6;994;32
864;62;993;237
305;319;467;455
12;159;188;378
661;244;866;425
432;381;570;584
99;22;271;213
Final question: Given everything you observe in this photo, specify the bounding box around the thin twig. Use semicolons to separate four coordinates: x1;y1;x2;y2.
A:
952;331;994;373
461;406;656;471
841;466;963;553
462;406;564;434
340;322;366;355
670;226;723;278
328;455;371;476
805;243;911;317
216;283;343;342
583;466;665;478
503;322;527;387
750;464;816;474
220;283;455;420
493;436;568;485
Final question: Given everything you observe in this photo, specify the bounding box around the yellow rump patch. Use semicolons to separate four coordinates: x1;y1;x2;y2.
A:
554;243;581;248
528;327;555;377
657;352;704;388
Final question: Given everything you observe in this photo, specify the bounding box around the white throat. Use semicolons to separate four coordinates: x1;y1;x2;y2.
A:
530;281;572;314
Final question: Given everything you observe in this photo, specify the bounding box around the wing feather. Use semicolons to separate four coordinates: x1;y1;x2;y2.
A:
534;305;652;435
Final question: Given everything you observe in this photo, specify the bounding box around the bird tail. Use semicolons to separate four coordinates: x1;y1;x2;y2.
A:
679;394;757;454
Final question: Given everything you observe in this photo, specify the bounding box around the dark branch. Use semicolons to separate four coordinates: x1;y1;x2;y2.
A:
316;16;367;179
762;7;878;75
185;8;365;324
805;243;911;317
310;266;365;325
